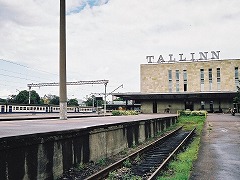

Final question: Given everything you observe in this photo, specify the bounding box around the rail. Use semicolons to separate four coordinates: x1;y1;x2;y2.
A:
148;127;196;179
85;126;184;180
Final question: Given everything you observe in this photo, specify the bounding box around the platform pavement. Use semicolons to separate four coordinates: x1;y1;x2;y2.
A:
190;113;240;180
0;112;112;121
0;113;177;138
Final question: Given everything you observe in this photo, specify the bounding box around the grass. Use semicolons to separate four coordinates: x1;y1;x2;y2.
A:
158;115;206;180
97;158;107;166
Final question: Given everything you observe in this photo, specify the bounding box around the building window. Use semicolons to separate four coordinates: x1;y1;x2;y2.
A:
217;68;221;91
200;69;204;91
235;67;239;89
176;70;179;92
183;70;187;91
168;70;172;92
209;68;212;91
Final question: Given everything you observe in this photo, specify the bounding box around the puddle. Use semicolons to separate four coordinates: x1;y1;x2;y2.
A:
218;128;228;132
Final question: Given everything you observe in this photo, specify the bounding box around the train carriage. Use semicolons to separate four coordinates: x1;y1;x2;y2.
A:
8;105;47;113
0;104;95;113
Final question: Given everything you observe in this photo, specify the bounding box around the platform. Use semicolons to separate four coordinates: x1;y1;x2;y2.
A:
190;113;240;180
0;113;177;180
0;112;111;121
0;114;176;138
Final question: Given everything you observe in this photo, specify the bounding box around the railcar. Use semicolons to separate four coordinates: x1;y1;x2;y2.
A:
0;104;95;113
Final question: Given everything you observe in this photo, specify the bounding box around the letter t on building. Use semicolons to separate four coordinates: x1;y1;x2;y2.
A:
146;56;154;63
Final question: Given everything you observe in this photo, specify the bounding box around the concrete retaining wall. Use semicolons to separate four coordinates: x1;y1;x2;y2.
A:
0;116;177;180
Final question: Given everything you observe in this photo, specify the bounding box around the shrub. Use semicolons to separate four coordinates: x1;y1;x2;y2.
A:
111;110;138;116
178;110;207;117
191;110;207;116
112;110;122;116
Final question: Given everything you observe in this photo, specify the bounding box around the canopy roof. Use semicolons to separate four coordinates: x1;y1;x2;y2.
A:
113;91;237;100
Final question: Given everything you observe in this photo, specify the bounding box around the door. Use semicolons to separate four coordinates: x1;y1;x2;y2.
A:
153;101;157;113
185;101;194;111
201;101;205;110
210;101;214;113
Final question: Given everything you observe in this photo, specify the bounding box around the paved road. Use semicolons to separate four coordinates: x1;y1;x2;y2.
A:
190;113;240;180
0;114;176;138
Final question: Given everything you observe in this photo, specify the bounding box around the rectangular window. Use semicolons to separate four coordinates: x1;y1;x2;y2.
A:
176;70;179;92
183;70;187;91
184;84;187;91
176;83;179;92
183;70;187;81
169;81;172;92
168;70;172;80
200;69;204;91
217;68;221;91
168;70;172;92
209;68;212;91
235;67;239;89
176;70;179;81
235;67;239;79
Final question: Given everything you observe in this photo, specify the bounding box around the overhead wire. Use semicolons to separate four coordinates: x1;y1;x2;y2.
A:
0;58;60;88
0;58;59;94
0;82;25;89
0;78;30;85
0;58;79;82
0;58;59;77
0;58;111;99
0;68;54;82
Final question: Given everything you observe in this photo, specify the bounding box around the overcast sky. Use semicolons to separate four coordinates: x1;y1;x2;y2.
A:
0;0;240;100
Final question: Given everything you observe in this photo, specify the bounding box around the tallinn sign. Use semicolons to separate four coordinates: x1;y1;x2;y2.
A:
146;51;220;63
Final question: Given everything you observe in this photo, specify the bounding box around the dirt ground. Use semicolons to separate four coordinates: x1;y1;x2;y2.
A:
190;113;240;180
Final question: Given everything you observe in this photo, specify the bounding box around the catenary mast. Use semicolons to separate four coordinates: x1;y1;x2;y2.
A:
59;0;67;120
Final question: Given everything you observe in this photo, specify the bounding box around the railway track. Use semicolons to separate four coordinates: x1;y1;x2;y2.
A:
86;126;195;180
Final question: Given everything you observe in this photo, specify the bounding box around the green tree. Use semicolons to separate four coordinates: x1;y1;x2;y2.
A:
40;98;45;105
84;95;103;107
0;98;6;104
15;90;41;104
68;98;79;106
6;95;16;104
49;95;59;105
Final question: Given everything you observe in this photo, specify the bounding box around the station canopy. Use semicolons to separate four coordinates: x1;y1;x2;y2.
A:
112;91;237;100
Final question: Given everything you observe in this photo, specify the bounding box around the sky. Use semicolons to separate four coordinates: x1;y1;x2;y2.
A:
0;0;240;101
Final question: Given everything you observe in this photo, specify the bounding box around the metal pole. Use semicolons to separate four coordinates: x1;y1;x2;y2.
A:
59;0;67;120
104;83;107;116
92;95;95;112
28;87;31;104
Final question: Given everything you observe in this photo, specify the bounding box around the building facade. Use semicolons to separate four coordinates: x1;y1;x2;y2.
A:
141;59;239;93
115;59;240;113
